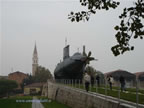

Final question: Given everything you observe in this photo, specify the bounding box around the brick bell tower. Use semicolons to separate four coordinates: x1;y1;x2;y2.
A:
32;42;38;76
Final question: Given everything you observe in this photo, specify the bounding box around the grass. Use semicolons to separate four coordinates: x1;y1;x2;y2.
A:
0;96;32;108
38;96;71;108
65;84;144;105
0;96;71;108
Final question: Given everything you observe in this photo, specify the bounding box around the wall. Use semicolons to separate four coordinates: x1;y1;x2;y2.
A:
43;81;143;108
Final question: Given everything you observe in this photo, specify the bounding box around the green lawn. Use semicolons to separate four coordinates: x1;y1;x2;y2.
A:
66;84;144;104
38;96;71;108
0;96;32;108
0;96;71;108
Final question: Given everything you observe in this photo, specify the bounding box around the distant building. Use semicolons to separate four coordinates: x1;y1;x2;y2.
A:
8;71;28;89
104;69;136;87
24;83;44;95
134;72;144;88
32;43;38;76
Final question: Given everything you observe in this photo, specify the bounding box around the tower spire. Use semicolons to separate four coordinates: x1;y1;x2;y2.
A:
32;42;38;76
33;42;37;55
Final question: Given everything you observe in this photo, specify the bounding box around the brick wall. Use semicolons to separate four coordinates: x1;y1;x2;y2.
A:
8;71;28;89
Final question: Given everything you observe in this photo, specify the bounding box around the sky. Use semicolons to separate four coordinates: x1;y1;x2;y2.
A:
1;0;144;76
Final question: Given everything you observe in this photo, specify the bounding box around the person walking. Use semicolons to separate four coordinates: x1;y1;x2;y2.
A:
91;76;94;87
108;75;113;90
96;75;100;87
84;73;91;92
119;75;126;92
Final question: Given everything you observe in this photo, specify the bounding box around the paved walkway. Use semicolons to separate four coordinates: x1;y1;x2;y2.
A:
32;96;44;108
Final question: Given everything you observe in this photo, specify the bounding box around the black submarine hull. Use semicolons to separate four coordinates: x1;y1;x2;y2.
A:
54;58;86;80
54;45;94;80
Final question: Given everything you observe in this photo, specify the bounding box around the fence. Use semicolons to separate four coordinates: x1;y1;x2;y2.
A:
55;78;144;108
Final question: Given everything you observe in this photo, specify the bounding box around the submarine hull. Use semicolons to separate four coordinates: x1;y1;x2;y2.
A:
54;45;94;80
54;59;86;80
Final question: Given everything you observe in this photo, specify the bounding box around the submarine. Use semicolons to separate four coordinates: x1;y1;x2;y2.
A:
54;45;96;80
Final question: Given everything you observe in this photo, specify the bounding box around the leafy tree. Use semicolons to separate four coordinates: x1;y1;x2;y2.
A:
85;66;104;76
0;79;18;97
68;0;144;56
21;66;53;91
33;66;53;83
21;74;34;91
85;66;96;76
85;66;105;84
86;66;104;86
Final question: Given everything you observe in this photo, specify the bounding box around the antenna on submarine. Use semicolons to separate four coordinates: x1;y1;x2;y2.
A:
77;48;79;52
65;37;67;46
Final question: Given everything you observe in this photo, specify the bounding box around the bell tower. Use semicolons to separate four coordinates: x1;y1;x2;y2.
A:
32;43;38;76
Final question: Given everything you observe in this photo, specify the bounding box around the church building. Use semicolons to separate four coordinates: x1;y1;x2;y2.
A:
32;43;38;76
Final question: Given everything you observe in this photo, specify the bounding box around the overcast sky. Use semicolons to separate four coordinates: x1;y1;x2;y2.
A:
1;0;144;76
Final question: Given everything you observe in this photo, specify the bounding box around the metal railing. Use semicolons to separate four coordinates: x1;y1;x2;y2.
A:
54;79;144;108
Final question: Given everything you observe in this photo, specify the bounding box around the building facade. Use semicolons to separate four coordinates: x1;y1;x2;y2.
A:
134;72;144;88
8;71;28;89
32;43;38;76
24;83;44;95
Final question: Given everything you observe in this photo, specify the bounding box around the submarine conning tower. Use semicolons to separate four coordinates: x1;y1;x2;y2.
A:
63;45;86;60
63;45;70;60
83;45;86;56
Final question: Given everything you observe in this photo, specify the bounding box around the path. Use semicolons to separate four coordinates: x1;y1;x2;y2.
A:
32;96;44;108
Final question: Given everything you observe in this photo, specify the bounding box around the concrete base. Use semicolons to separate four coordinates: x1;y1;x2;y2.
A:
42;81;144;108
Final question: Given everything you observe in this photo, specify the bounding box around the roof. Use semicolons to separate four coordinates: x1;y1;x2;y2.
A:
104;69;136;80
105;69;132;75
9;71;28;76
134;72;144;81
105;69;121;75
25;83;44;88
134;72;144;77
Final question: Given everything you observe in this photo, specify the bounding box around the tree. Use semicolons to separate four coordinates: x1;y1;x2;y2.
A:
85;66;96;76
85;66;104;76
0;79;18;97
68;0;144;56
85;66;105;85
21;74;34;91
21;66;53;91
22;66;52;84
33;66;53;82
